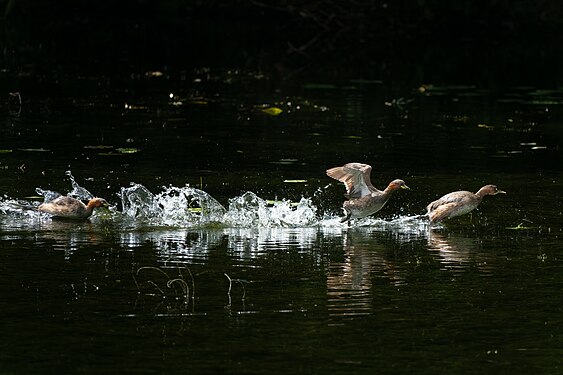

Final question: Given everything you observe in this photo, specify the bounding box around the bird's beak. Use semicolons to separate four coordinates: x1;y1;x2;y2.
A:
401;185;411;190
497;190;506;195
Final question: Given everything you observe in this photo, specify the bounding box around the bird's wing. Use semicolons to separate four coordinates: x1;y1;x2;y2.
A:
51;196;75;206
326;163;377;198
426;191;471;212
428;202;459;223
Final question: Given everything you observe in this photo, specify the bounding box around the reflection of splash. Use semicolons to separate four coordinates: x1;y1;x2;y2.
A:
118;227;320;265
227;227;318;255
115;225;428;317
320;215;429;244
120;229;224;265
427;231;492;274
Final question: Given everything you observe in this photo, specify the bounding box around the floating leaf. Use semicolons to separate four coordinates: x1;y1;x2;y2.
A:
283;179;307;183
188;99;209;105
145;71;164;78
116;148;140;154
0;149;13;153
84;145;114;149
506;223;539;230
261;107;283;116
270;158;298;165
18;148;50;152
477;124;494;129
346;135;363;139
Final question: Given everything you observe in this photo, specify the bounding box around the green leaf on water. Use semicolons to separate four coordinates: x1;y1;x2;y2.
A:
116;148;140;154
477;123;494;129
0;149;13;153
261;107;283;116
506;223;539;230
84;145;114;149
17;148;50;152
188;99;209;105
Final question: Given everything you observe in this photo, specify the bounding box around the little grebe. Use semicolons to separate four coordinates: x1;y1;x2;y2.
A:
426;185;506;224
38;196;108;219
326;162;410;223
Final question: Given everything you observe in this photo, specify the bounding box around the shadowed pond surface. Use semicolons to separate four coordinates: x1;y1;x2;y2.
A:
1;74;562;374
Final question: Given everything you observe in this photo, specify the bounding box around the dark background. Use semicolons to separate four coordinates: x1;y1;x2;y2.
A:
2;0;563;88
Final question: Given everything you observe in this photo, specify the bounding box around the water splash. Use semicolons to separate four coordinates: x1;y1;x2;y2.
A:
35;188;61;203
34;171;94;204
1;172;429;234
223;192;318;227
0;196;41;218
118;186;320;228
65;170;94;200
119;184;226;227
119;183;161;220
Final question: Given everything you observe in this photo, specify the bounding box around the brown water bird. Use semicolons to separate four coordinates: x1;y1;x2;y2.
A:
38;196;109;219
426;185;506;224
326;162;410;223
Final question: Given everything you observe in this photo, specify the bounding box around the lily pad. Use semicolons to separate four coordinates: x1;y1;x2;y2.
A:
0;149;13;153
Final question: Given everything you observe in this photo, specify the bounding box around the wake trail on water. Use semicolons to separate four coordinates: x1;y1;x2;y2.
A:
0;171;430;231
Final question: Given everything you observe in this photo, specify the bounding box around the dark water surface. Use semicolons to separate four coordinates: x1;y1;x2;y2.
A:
1;75;562;374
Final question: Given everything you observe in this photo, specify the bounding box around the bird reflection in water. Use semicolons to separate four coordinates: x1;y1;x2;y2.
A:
325;228;408;318
427;231;493;275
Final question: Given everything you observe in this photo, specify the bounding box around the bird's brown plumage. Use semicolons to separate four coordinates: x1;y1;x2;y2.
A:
326;162;410;222
38;196;108;219
426;185;505;224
